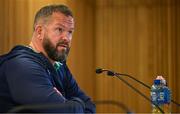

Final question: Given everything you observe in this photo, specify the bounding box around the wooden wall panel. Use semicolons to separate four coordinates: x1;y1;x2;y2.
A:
0;0;179;113
95;0;180;112
67;0;96;98
175;0;180;112
0;0;29;54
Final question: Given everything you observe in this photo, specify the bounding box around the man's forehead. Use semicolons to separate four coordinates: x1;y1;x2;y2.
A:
52;12;74;22
51;12;74;27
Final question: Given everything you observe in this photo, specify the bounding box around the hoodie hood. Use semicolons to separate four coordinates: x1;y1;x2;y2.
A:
0;45;50;68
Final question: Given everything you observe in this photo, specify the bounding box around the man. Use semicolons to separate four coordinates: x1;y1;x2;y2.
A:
0;4;96;113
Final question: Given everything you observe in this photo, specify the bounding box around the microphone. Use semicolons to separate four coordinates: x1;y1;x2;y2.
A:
96;68;164;113
96;68;117;76
95;68;109;74
95;68;103;74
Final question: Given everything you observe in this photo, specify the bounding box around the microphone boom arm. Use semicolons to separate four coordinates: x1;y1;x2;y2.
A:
116;73;151;89
114;74;164;113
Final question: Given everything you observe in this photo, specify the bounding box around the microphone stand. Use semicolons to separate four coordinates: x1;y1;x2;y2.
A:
107;72;164;113
112;72;180;107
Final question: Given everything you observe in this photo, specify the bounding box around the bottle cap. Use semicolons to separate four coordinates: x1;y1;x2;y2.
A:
154;79;161;85
156;76;164;80
156;76;166;85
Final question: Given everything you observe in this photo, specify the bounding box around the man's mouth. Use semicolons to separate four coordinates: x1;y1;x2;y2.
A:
57;44;68;52
58;44;68;48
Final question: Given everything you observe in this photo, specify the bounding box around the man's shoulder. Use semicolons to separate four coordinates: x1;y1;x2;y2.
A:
0;45;46;68
0;45;27;65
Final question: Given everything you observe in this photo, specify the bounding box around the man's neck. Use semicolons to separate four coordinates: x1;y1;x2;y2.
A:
29;42;55;64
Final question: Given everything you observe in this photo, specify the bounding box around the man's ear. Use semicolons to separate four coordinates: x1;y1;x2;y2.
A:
34;25;44;40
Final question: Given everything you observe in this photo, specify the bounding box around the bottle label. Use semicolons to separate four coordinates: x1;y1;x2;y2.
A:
151;87;171;104
158;92;165;104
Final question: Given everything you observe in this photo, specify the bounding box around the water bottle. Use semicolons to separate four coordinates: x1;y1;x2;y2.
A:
150;76;171;113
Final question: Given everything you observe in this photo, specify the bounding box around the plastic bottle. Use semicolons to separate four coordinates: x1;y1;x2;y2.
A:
150;76;171;113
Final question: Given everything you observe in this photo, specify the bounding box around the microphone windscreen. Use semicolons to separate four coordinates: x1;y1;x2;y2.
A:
95;68;103;74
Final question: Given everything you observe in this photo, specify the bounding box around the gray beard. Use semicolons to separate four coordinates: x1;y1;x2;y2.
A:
42;37;70;62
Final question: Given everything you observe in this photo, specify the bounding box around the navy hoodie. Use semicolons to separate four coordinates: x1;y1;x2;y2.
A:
0;45;95;113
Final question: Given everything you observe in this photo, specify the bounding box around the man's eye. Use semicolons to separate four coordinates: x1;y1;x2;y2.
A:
68;31;73;34
58;28;63;32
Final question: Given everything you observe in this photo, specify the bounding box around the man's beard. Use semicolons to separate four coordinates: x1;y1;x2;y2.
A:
42;37;70;62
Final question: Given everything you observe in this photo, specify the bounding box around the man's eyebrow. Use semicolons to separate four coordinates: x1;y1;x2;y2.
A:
55;23;65;27
55;23;74;30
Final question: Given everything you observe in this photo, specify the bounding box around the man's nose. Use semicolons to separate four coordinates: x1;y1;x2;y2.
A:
61;31;71;42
